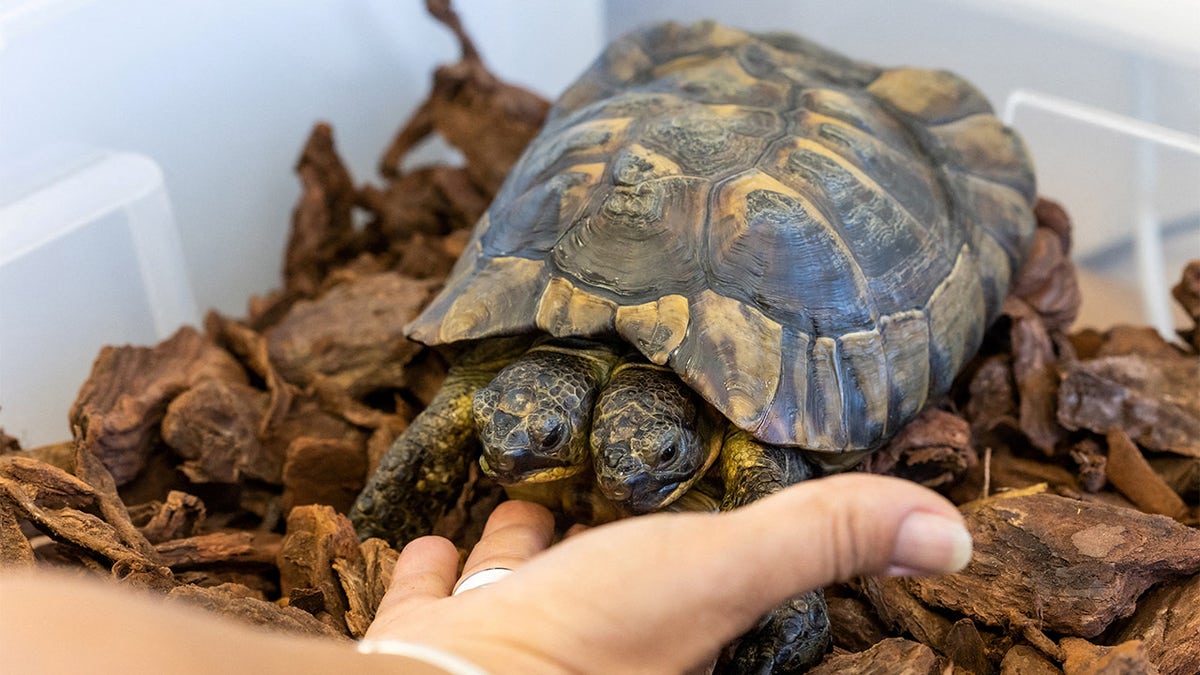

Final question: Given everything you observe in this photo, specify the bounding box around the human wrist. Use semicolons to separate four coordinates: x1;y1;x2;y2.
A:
357;638;493;674
362;629;575;675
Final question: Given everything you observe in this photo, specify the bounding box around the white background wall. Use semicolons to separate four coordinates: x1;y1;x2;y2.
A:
0;0;605;316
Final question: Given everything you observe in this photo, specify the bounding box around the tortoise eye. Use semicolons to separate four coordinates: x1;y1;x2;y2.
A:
660;443;677;463
540;424;564;450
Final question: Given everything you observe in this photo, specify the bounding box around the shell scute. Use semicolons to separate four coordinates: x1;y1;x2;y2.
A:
552;176;710;300
642;106;773;177
709;169;875;335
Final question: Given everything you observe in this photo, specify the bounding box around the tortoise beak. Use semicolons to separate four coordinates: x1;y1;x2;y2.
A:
600;472;686;514
480;446;582;485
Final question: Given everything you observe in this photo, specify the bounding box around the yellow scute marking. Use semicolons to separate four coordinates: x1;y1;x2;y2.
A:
535;277;618;337
438;256;545;342
682;290;781;428
614;294;690;365
716;170;811;226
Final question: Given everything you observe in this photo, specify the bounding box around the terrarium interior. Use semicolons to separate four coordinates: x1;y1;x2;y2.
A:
0;1;1197;674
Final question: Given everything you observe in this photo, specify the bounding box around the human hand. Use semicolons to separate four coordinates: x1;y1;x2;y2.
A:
364;473;973;673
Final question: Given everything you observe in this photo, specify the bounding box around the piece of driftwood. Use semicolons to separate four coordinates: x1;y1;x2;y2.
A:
1092;326;1183;359
0;454;166;572
0;497;35;567
161;379;273;484
1008;200;1081;334
333;556;372;639
809;637;945;674
999;645;1062;675
1005;297;1066;455
376;0;549;195
943;618;995;675
71;440;161;561
964;354;1018;439
204;311;295;433
284;122;357;297
961;200;1083;464
862;408;975;488
165;582;348;640
155;530;283;568
265;272;439;398
393;230;472;281
902;487;1200;638
1112;573;1200;675
856;576;953;651
946;443;1085;514
281;438;367;515
333;535;398;634
264;395;368;476
1058;354;1200;458
276;504;362;634
9;441;74;473
334;538;399;639
69;327;246;485
358;164;489;248
1059;638;1158;675
173;569;277;600
1171;260;1200;351
1146;454;1199;501
1104;429;1188;518
825;595;888;653
0;429;19;454
136;490;207;544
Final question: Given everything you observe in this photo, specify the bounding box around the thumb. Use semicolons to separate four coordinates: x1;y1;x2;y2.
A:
722;473;972;608
654;473;971;668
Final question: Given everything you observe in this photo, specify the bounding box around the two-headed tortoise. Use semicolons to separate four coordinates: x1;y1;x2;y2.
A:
352;19;1035;672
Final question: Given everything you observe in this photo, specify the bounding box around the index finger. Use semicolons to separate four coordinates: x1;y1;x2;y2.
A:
366;535;459;637
459;500;555;583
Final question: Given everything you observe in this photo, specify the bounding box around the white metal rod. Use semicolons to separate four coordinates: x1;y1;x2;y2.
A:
1002;89;1200;156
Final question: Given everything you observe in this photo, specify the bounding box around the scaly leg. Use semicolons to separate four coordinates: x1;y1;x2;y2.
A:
718;429;830;674
350;339;526;545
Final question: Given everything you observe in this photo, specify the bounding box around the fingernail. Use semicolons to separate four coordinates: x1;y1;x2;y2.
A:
891;511;973;575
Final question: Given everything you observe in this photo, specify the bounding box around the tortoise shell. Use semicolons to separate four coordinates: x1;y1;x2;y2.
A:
407;21;1037;453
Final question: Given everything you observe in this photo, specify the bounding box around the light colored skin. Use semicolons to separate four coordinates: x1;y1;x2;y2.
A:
0;474;973;674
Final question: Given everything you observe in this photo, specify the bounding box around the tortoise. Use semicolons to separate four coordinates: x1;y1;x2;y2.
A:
352;20;1035;671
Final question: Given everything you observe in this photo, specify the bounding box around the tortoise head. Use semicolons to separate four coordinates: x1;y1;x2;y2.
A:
591;362;720;513
473;346;607;485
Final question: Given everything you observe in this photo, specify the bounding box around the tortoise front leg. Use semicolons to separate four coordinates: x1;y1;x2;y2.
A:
350;340;525;545
719;429;814;510
718;430;831;674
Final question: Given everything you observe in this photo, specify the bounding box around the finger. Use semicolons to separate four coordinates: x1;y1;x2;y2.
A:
459;500;555;581
736;473;971;584
702;474;970;626
655;476;960;638
366;535;459;636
